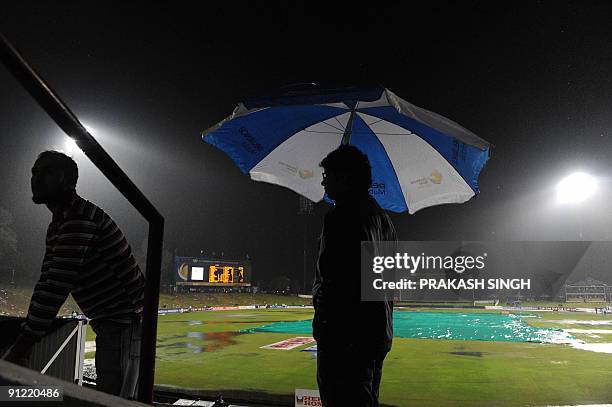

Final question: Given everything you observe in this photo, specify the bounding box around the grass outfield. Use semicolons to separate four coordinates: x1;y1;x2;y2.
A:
144;308;612;407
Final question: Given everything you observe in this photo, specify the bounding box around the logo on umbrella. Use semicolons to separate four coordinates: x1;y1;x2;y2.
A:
299;169;314;179
238;126;263;154
429;170;443;184
369;182;386;195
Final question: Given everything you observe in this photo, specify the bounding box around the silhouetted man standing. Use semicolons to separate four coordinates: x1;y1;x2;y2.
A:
2;151;144;399
313;145;396;407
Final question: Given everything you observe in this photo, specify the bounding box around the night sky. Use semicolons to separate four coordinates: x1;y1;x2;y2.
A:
1;1;612;286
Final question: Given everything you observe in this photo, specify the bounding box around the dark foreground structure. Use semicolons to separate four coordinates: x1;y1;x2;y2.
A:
0;32;164;403
0;359;149;407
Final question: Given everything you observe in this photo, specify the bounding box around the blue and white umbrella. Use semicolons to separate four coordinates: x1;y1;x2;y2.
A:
203;86;490;213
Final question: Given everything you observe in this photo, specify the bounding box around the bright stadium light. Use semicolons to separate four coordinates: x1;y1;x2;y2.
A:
556;172;597;204
62;123;95;156
64;136;78;156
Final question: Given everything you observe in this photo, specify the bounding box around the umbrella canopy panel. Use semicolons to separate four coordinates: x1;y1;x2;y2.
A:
203;87;490;214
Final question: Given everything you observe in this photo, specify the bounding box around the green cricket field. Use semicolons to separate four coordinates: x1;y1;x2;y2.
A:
84;305;612;407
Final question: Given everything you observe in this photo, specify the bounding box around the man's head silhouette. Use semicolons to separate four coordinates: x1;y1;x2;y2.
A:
31;151;78;205
320;145;372;201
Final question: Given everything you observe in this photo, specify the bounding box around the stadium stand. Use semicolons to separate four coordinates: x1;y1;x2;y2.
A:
564;278;611;302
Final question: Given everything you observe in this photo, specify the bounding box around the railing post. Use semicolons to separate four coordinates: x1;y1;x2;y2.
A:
138;219;164;402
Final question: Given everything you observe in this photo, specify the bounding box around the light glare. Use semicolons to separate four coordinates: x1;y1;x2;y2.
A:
64;137;78;156
556;172;597;204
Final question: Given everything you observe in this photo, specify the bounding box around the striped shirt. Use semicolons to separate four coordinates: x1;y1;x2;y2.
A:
14;195;144;352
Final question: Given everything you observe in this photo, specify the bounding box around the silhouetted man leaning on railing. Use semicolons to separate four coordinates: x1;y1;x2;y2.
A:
1;150;144;400
313;145;397;407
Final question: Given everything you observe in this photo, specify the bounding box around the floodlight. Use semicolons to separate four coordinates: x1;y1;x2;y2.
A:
64;137;78;156
556;172;597;204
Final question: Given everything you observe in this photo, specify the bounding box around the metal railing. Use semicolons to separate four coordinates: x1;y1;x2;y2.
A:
0;32;164;404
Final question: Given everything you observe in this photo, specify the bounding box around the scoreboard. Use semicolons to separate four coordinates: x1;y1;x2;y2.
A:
174;256;252;287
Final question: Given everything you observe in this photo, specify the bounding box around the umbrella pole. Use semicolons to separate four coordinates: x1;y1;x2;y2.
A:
341;108;357;145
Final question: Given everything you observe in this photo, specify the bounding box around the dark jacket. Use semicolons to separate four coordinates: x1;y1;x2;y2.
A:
312;193;396;359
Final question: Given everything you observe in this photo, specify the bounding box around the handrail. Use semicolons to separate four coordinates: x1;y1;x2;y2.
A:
0;31;163;404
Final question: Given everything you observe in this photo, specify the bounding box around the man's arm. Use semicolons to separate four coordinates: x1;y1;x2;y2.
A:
3;219;93;363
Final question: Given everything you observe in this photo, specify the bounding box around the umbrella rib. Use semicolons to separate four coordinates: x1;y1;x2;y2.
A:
319;121;344;132
365;118;385;126
333;116;347;131
303;130;344;135
371;132;414;136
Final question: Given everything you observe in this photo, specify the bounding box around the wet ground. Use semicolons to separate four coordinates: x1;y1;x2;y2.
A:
157;331;245;354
